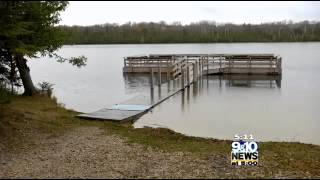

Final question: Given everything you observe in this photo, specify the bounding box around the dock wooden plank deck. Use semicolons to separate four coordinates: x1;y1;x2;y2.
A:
77;109;144;121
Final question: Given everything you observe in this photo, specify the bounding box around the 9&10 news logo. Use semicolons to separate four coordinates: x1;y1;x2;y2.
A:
231;134;258;166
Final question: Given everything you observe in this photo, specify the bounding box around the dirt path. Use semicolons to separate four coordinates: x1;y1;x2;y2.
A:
0;126;296;178
0;127;223;178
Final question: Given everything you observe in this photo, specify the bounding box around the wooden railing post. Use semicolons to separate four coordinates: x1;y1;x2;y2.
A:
249;56;252;74
193;63;197;83
198;60;201;77
199;57;201;76
167;58;170;82
278;57;282;73
206;55;209;75
228;57;231;73
270;57;272;73
158;59;161;86
201;57;204;76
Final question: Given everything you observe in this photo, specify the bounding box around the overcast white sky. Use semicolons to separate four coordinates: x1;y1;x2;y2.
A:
59;1;320;26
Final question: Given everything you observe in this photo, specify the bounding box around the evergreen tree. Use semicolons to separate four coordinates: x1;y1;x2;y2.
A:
0;1;86;95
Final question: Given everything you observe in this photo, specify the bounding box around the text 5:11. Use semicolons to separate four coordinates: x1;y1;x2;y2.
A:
234;134;254;140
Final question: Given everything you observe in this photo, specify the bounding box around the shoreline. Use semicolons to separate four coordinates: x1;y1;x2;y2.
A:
0;95;319;178
62;41;320;46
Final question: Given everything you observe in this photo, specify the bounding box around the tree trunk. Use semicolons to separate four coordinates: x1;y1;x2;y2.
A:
15;55;38;96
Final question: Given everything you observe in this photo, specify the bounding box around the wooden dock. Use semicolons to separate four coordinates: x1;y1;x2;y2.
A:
78;54;282;121
123;54;282;75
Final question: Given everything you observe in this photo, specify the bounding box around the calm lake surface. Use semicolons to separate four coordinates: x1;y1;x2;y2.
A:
29;43;320;145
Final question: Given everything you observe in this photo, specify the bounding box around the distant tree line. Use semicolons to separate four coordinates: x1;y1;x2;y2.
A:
60;20;320;44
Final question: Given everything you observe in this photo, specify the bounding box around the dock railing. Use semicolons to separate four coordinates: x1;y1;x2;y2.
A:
123;54;282;75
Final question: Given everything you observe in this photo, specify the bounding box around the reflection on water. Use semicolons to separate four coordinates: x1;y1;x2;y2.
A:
123;74;282;113
122;73;179;106
215;74;281;88
133;73;319;145
180;74;282;113
123;73;282;110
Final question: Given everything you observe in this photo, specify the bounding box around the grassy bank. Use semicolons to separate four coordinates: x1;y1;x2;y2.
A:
0;95;319;178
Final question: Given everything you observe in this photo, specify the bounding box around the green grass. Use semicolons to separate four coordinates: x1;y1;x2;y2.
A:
0;94;94;152
1;95;319;177
0;88;11;104
101;121;230;155
100;121;320;176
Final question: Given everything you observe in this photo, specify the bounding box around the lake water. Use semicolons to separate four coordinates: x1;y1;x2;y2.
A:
29;43;320;145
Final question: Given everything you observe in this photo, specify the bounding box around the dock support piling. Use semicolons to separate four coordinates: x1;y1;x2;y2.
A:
202;58;204;76
181;68;185;90
150;68;154;89
150;84;154;104
199;58;202;76
198;60;201;77
187;65;190;87
158;60;161;86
